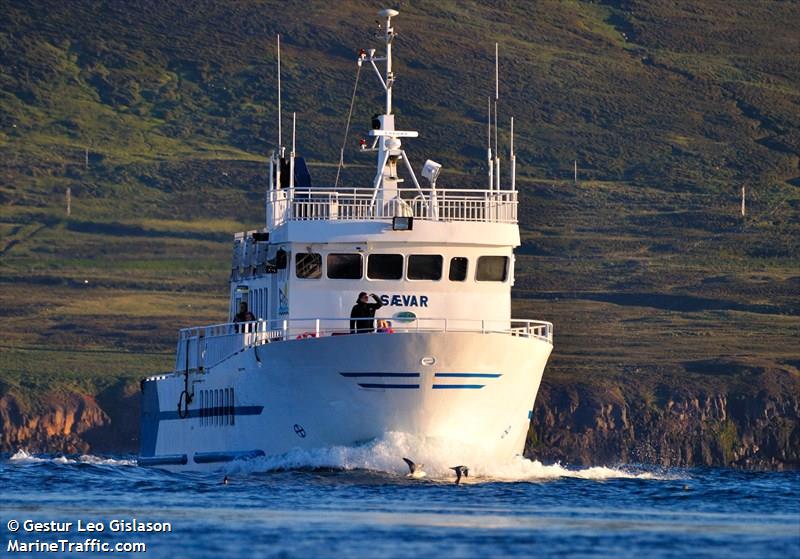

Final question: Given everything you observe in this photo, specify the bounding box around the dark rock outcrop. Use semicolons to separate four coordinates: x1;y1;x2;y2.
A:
0;381;139;455
527;372;800;470
0;390;109;454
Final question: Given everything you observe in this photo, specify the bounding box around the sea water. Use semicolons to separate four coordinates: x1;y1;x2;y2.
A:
1;433;798;558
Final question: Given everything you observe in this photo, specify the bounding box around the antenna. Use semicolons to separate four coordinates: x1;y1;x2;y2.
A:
510;116;516;192
277;34;282;148
487;97;493;191
494;42;500;190
268;155;274;188
494;102;500;190
495;42;499;101
290;112;296;188
380;8;399;115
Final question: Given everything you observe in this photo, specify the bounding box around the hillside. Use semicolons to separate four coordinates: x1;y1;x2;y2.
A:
1;0;798;467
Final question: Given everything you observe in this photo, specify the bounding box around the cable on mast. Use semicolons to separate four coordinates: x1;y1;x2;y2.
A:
334;57;363;188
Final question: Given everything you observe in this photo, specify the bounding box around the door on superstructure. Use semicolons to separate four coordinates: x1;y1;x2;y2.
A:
232;285;249;322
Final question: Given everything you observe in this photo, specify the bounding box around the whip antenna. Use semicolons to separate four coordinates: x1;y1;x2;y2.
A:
510;116;516;191
487;97;493;191
494;42;500;190
290;112;296;188
277;34;282;148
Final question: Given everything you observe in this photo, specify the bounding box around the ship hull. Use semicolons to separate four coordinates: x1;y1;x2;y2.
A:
139;331;551;471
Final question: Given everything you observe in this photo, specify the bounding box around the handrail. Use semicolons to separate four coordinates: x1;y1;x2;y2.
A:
174;316;553;372
266;187;517;229
179;316;552;341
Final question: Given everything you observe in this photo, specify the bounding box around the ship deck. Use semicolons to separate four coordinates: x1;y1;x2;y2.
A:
167;317;552;376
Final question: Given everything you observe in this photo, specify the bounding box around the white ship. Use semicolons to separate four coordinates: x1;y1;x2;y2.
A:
139;9;553;471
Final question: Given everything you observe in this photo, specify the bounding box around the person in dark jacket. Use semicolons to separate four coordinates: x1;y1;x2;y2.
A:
350;292;383;333
234;301;256;322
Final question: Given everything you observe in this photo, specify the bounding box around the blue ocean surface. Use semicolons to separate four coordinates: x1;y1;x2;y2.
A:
1;441;798;559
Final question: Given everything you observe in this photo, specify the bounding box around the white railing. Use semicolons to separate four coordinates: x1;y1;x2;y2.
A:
267;187;517;229
174;317;552;373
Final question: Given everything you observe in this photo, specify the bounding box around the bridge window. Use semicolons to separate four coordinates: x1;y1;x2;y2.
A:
449;257;468;281
367;254;403;280
407;255;443;280
476;256;509;282
327;253;363;279
296;253;322;279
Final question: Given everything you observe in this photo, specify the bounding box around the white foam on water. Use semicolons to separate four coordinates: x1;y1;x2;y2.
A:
224;432;667;481
8;449;136;467
77;454;137;466
9;449;48;463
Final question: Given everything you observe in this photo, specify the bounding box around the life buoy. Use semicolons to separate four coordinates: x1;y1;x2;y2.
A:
295;331;317;340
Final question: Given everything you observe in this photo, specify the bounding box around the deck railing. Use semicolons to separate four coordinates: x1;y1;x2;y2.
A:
267;187;517;229
174;317;552;373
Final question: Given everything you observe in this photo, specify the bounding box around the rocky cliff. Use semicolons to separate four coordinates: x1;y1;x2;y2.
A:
527;368;800;470
2;374;798;469
0;380;140;455
0;390;108;454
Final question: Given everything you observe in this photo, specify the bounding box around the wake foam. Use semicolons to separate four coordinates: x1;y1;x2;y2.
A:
8;435;667;481
9;449;136;467
223;431;664;481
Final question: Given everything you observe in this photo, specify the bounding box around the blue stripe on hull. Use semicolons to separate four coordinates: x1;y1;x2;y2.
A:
432;384;486;389
193;450;265;464
138;454;188;466
358;383;420;389
434;373;502;378
157;405;264;421
340;372;420;378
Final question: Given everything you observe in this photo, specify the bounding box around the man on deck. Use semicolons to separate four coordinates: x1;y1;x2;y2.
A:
234;301;256;322
350;292;383;333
